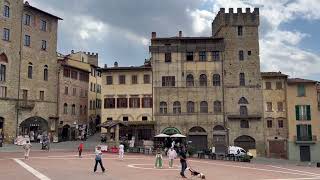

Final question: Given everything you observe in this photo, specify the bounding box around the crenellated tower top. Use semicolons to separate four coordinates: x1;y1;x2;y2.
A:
212;8;259;37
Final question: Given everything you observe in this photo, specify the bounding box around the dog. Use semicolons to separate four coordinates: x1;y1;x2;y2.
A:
188;167;206;179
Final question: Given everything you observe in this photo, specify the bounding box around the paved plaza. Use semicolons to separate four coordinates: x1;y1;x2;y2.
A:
1;149;320;180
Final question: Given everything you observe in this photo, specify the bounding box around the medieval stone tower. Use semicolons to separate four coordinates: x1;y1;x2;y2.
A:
212;8;265;155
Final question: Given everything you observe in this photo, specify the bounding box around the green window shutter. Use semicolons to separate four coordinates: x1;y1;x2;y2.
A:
306;105;311;120
295;105;300;120
296;125;301;138
308;125;312;139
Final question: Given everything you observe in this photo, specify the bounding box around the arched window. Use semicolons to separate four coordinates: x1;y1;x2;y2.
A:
0;53;7;82
200;101;208;113
186;74;194;87
187;101;195;113
173;101;181;114
72;104;76;115
214;101;222;113
160;101;167;114
28;62;33;79
238;97;249;104
212;74;220;86
240;106;248;116
199;74;207;87
79;105;83;115
43;65;48;81
63;103;68;114
3;2;10;18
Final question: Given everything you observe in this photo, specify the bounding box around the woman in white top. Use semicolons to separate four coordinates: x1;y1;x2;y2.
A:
167;147;177;168
119;144;124;160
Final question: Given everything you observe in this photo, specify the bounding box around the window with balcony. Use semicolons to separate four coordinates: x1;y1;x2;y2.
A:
295;105;311;120
173;101;181;114
160;101;167;114
104;98;115;109
296;124;312;141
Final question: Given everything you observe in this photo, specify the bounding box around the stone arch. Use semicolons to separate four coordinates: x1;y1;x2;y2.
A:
189;126;206;133
188;126;208;151
162;127;181;135
213;125;225;131
0;53;8;63
61;124;70;141
19;116;48;136
117;114;135;121
234;135;256;151
213;125;227;153
238;97;249;104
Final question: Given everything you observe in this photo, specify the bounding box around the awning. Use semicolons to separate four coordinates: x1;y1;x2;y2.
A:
98;121;128;128
154;133;170;138
170;134;186;138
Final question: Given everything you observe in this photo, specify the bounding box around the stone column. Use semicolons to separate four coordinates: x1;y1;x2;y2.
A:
115;124;119;146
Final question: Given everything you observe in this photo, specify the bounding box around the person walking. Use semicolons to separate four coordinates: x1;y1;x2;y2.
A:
78;142;84;158
94;146;105;173
119;143;124;160
23;140;32;160
154;149;163;169
167;147;177;168
179;146;187;178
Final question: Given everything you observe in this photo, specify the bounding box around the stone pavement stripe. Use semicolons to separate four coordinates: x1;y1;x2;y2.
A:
267;165;320;176
13;158;51;180
189;160;316;177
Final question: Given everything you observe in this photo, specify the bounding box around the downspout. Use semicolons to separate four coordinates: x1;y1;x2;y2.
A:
221;47;228;152
16;5;24;138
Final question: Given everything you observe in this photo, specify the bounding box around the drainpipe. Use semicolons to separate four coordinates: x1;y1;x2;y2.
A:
16;5;24;138
221;49;229;153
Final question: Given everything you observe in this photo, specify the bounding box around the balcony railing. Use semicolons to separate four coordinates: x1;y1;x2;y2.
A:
294;135;317;143
17;100;35;110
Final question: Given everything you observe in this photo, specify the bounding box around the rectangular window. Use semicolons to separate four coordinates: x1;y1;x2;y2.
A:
239;50;244;61
142;97;152;108
162;76;175;87
63;68;70;77
297;84;306;97
186;52;193;61
3;28;10;41
28;65;32;79
104;98;115;109
22;89;28;100
131;75;138;84
24;35;30;46
107;117;113;121
3;5;9;17
265;82;272;90
278;120;284;128
64;86;68;95
119;75;126;84
277;102;283;111
39;91;44;100
276;81;283;89
142;116;148;121
129;97;140;108
123;116;128;121
144;74;150;84
117;98;128;108
212;51;220;61
238;26;243;36
40;20;47;31
93;100;96;109
165;52;171;62
267;120;272;128
295;105;311;120
93;84;96;92
0;64;6;82
24;14;31;25
106;76;113;85
71;70;77;79
41;40;47;50
248;51;251;56
72;88;76;96
239;73;245;86
296;124;312;141
0;86;7;98
199;51;206;61
267;102;273;112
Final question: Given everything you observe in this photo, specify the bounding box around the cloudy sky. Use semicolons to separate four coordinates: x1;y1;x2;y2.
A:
28;0;320;81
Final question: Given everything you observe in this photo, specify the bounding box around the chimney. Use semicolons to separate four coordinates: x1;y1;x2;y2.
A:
151;32;156;39
114;61;118;67
179;31;182;37
71;50;74;54
104;64;107;68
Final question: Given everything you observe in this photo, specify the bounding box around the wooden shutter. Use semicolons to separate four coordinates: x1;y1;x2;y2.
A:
295;105;300;120
308;125;312;138
296;125;301;138
306;105;311;120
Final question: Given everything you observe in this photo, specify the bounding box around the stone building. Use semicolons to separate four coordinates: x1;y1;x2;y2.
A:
0;0;61;142
261;72;288;158
150;8;264;155
286;78;320;162
57;53;89;141
100;62;153;145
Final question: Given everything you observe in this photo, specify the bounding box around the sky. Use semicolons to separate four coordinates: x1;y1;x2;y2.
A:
27;0;320;81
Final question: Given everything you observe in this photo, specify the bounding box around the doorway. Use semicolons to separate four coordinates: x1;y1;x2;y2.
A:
300;146;311;162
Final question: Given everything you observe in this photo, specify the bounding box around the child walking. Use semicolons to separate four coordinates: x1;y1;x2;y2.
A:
154;149;163;168
78;142;84;158
167;147;177;168
119;143;124;160
23;140;32;160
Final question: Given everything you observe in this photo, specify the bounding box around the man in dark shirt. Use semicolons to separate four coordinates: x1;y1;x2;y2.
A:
179;146;187;178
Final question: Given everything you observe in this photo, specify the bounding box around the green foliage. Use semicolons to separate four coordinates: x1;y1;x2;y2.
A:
187;145;196;156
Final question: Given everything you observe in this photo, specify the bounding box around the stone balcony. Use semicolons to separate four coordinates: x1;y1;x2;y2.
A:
294;135;317;144
17;100;35;110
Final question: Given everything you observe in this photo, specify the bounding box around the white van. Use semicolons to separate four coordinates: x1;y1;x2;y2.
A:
228;146;252;158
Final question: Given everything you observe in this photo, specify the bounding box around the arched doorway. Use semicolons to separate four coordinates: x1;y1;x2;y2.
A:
188;126;207;151
234;135;256;151
162;127;181;135
213;125;227;154
0;117;4;135
62;124;70;141
19;116;48;140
